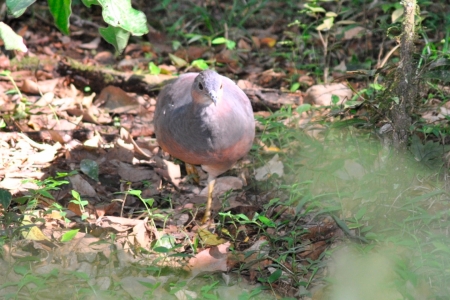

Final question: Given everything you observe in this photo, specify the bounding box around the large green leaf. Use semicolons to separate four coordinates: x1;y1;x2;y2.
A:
48;0;72;35
80;159;99;181
84;0;148;36
99;26;130;54
81;0;99;7
0;188;12;209
6;0;36;17
0;22;28;52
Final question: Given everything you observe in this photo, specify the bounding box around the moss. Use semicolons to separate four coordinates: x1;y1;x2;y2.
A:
10;56;41;70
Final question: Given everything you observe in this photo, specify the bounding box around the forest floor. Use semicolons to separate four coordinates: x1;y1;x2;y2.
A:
2;1;450;299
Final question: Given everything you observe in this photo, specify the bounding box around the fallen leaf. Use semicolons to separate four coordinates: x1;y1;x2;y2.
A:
304;83;352;106
186;242;230;277
117;161;158;182
22;226;51;241
94;201;122;217
255;154;284;181
155;159;181;187
97;216;143;232
174;289;198;300
238;38;252;50
260;37;277;48
342;26;367;40
334;159;366;180
94;51;115;64
132;219;150;248
22;214;51;241
96;86;140;114
67;202;83;217
20;78;59;94
169;53;188;68
200;176;243;197
79;37;101;50
34;92;55;106
68;174;97;197
27;146;58;164
197;228;228;246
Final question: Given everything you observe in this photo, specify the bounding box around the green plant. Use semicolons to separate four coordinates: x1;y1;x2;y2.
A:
0;22;28;51
47;202;70;224
211;37;236;50
4;0;148;53
16;173;72;211
0;70;29;119
149;62;161;75
70;190;89;220
199;279;219;298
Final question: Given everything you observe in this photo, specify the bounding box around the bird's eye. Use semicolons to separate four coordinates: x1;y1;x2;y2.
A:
220;84;223;89
198;82;204;90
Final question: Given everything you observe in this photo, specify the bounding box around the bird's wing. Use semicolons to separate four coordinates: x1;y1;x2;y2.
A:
155;73;198;112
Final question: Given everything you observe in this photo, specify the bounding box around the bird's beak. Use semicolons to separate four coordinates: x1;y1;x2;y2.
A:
209;90;218;106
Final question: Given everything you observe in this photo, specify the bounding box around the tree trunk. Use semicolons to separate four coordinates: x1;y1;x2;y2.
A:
391;0;418;151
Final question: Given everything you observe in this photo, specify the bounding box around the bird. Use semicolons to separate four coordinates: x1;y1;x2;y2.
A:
154;70;255;223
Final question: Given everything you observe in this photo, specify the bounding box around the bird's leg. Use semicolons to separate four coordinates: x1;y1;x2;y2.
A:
201;177;216;224
185;163;200;184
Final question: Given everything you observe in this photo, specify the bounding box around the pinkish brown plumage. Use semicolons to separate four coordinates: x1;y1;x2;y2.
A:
154;70;255;222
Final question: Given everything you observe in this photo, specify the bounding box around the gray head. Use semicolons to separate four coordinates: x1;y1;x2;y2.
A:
191;70;224;106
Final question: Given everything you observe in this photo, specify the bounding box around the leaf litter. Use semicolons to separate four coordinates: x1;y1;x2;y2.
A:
0;1;419;298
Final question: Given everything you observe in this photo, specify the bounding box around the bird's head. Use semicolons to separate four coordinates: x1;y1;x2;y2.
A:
191;70;223;106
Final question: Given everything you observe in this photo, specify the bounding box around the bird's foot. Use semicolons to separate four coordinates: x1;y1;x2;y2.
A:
185;163;200;184
201;178;216;224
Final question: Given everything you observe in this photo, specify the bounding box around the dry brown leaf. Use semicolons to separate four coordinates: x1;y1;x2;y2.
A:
260;37;277;48
96;86;140;114
94;51;115;65
116;161;158;182
174;289;198;300
132;137;158;158
34;92;55;106
200;176;243;197
67;201;84;217
304;83;352;106
83;134;102;148
22;226;51;241
20;79;39;94
94;201;122;217
186;242;230;277
95;217;135;233
298;74;315;87
0;54;11;69
237;38;252;50
82;93;96;108
27;146;58;164
155;159;181;187
20;78;59;94
174;46;209;61
343;26;367;40
334;159;366;180
255;154;284;181
251;36;261;48
132;219;150;248
22;214;51;242
258;69;284;88
0;177;40;193
215;49;239;65
68;174;97;197
130;110;155;137
79;37;101;50
197;228;228;246
298;241;328;261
